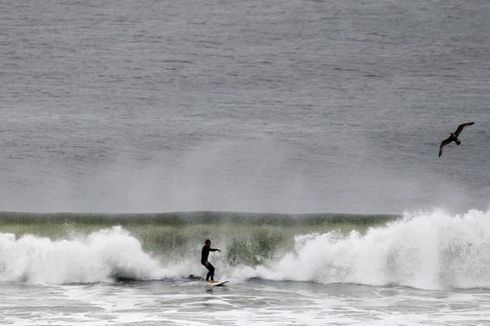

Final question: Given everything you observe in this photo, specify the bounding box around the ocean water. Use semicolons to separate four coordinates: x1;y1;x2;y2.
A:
0;0;489;213
1;210;490;325
1;0;490;325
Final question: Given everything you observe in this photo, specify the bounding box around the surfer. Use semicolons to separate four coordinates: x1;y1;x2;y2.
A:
201;239;221;282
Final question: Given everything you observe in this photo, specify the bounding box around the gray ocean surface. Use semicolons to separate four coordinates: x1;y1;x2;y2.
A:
0;0;489;214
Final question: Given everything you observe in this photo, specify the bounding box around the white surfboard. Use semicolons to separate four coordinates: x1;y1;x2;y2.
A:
208;280;228;286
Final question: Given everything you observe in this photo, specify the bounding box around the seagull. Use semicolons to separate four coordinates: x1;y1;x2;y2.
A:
438;122;475;157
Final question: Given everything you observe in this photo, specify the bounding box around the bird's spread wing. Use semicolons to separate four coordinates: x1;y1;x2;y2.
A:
439;137;453;157
454;122;475;137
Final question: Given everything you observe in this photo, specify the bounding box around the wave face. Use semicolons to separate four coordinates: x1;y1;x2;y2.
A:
1;209;490;289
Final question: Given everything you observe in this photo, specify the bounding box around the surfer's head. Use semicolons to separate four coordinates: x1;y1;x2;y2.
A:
205;239;211;246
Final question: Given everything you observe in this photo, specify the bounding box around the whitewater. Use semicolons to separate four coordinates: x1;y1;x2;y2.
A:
1;208;490;289
1;209;490;325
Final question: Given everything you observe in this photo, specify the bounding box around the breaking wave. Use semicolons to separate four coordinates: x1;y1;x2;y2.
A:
1;208;490;289
0;226;165;283
245;208;490;289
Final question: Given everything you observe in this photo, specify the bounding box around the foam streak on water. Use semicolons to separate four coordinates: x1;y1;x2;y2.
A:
1;281;490;326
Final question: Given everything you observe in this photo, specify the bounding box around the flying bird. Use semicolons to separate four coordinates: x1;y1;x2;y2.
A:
438;122;475;157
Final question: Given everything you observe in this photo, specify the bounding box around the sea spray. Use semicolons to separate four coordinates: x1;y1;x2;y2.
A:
2;209;490;289
243;208;490;289
0;226;165;283
0;211;394;269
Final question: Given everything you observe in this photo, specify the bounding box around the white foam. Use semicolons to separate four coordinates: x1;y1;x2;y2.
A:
4;208;490;289
0;226;165;283
234;208;490;289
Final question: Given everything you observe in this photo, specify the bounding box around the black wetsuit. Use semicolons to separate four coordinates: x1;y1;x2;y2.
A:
201;245;218;281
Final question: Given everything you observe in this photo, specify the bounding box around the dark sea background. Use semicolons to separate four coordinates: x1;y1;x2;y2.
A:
0;0;489;214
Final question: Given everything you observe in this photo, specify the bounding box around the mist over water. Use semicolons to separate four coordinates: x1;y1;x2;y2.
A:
0;0;489;214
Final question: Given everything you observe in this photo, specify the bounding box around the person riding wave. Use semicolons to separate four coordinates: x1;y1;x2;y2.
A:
201;239;221;281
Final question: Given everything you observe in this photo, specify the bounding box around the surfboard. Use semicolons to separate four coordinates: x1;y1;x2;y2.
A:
208;280;228;286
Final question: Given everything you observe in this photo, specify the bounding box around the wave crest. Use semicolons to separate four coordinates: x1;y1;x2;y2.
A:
244;208;490;289
0;226;165;283
2;208;490;289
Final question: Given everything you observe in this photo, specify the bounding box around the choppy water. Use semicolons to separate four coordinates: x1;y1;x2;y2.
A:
3;281;490;326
